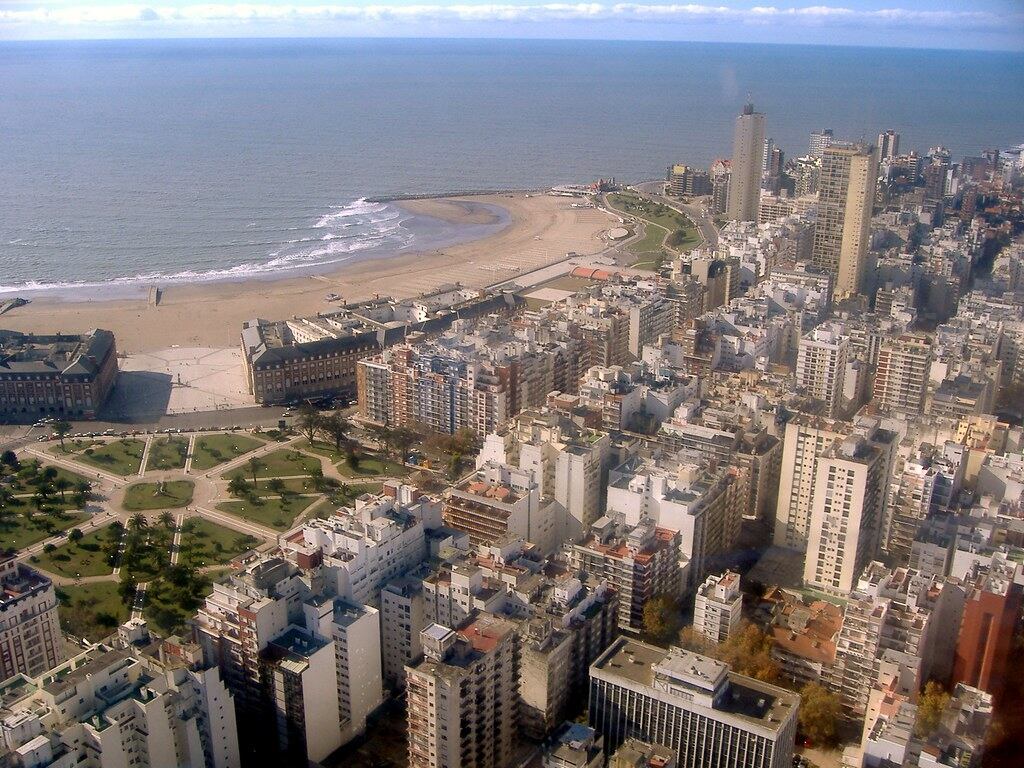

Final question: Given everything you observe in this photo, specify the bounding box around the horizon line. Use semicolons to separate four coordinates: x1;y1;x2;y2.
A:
1;33;1022;54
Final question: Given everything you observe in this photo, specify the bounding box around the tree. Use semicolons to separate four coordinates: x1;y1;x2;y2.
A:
717;623;781;684
52;420;72;451
915;681;950;738
268;477;286;496
798;683;842;747
43;542;56;553
128;513;148;532
69;528;84;542
248;457;261;488
642;595;682;646
391;427;417;462
297;404;322;444
54;477;72;502
0;450;18;468
227;476;250;498
322;413;351;454
159;511;176;529
677;626;714;655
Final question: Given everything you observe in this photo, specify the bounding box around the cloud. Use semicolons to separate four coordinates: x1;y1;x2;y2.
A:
0;2;1017;33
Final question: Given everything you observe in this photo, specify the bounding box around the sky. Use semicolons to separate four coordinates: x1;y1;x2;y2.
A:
0;0;1022;50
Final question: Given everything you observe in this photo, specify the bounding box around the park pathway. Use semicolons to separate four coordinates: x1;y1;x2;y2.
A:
110;527;130;577
130;582;148;620
169;512;185;565
184;434;197;474
138;436;154;477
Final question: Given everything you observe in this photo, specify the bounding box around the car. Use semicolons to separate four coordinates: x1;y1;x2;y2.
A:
37;435;48;442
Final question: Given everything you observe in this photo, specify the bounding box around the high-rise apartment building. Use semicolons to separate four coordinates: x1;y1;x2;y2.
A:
811;143;878;297
802;431;893;595
589;638;799;768
193;556;383;765
0;643;240;768
952;553;1023;701
406;616;519;768
773;414;852;550
795;325;850;418
876;130;900;163
478;407;611;541
0;557;65;680
726;103;766;222
808;128;834;158
693;571;743;643
710;159;731;215
442;462;563;554
874;333;932;416
566;516;682;632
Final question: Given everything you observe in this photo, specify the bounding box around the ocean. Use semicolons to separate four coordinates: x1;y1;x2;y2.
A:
1;38;1022;295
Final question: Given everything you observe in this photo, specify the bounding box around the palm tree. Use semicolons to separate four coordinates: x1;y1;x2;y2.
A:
159;511;176;529
52;420;72;451
248;457;261;489
268;477;286;496
53;477;72;503
128;513;148;532
227;476;249;497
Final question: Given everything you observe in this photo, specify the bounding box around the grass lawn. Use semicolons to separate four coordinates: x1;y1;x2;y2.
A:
33;525;120;578
49;438;101;455
336;454;408;478
6;464;91;494
191;433;265;472
178;518;259;566
300;439;351;463
223;449;323;482
57;582;128;642
145;436;189;471
122;480;194;511
71;439;146;476
0;510;88;551
216;495;317;530
607;191;700;260
248;476;324;497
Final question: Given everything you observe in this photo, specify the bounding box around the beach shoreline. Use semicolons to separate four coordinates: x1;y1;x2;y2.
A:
0;193;614;353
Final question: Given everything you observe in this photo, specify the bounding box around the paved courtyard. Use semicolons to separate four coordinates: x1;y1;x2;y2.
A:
105;347;252;418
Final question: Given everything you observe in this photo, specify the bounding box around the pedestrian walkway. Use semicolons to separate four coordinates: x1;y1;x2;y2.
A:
138;435;153;477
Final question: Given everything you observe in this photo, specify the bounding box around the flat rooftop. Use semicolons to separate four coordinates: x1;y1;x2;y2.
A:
593;638;798;732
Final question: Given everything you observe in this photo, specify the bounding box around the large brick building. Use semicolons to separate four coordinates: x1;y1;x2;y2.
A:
242;290;521;405
0;328;117;422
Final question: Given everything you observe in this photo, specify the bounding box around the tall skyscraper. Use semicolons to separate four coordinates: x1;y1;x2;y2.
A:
811;143;878;297
809;128;834;158
726;103;766;222
876;129;900;162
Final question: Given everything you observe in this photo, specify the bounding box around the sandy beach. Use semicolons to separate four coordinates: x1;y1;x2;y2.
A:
0;194;614;353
